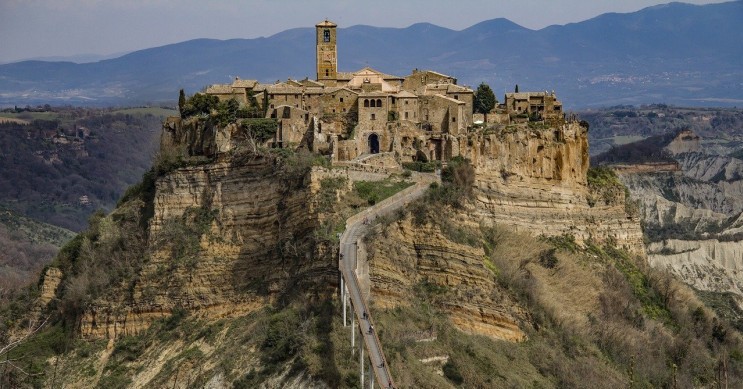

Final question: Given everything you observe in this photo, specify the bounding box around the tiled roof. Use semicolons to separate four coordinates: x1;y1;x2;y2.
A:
432;94;465;105
352;67;402;80
231;79;258;88
205;84;232;94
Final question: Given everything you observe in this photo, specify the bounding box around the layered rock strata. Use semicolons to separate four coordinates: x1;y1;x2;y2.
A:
80;158;334;338
470;122;644;254
365;218;528;342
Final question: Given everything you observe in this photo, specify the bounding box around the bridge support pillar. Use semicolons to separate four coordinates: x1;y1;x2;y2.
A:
342;277;347;326
360;343;365;389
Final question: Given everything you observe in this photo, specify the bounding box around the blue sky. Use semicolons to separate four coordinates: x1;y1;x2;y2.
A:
0;0;725;64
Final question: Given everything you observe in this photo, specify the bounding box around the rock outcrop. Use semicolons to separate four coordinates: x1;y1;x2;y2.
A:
470;122;644;254
365;217;528;342
79;156;334;338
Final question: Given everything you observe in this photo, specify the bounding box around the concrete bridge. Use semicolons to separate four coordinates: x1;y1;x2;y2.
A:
339;172;438;388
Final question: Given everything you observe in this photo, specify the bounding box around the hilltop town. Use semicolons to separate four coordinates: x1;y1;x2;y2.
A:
195;19;565;166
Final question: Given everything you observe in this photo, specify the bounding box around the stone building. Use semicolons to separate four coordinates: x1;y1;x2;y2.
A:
202;19;563;164
504;91;563;119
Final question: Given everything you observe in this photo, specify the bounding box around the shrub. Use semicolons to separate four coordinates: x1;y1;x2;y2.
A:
442;360;464;385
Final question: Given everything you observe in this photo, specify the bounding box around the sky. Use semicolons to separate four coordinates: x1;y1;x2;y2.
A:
0;0;727;64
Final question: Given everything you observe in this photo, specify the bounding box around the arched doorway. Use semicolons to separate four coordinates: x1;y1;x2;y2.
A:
368;133;379;154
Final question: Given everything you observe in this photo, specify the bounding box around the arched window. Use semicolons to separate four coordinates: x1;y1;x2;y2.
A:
370;99;376;108
325;69;329;77
364;99;369;107
376;99;382;107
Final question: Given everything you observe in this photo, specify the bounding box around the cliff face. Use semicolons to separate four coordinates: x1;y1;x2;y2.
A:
363;217;528;342
470;122;644;254
362;121;645;342
613;130;743;301
79;156;332;338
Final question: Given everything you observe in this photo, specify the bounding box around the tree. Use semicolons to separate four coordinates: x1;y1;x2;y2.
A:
514;84;519;93
473;82;496;123
178;89;186;117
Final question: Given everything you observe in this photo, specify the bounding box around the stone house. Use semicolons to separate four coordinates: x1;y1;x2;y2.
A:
201;20;556;164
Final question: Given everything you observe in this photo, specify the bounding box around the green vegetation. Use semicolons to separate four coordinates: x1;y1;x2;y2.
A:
0;207;75;295
366;200;743;387
239;118;278;144
422;156;474;208
586;166;626;207
353;178;412;205
402;160;440;172
0;106;162;231
583;105;743;156
473;82;496;120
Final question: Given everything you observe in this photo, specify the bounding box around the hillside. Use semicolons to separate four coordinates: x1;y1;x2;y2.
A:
2;95;743;387
0;207;75;302
0;1;741;107
0;107;167;231
582;105;743;156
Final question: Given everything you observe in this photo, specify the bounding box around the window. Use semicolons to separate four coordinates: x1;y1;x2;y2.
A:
342;108;346;112
454;95;458;100
325;69;329;77
270;104;274;108
364;99;369;107
452;116;456;122
340;97;344;103
405;100;409;105
376;99;382;107
405;112;409;119
323;29;330;42
332;109;336;113
370;100;376;108
371;113;376;120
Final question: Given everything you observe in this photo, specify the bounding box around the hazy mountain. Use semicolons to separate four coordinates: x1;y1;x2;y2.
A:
0;1;740;108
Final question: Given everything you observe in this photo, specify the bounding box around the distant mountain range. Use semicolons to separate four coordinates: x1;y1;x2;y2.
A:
1;1;740;108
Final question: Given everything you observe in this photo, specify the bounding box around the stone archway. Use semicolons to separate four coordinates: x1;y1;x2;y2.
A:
368;133;380;154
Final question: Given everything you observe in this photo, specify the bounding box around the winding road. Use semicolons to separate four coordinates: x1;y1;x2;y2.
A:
339;172;438;388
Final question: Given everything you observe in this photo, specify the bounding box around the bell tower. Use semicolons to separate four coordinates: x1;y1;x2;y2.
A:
316;20;337;86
